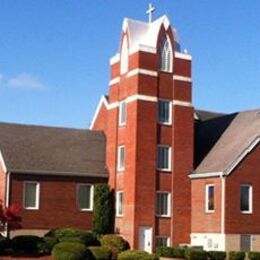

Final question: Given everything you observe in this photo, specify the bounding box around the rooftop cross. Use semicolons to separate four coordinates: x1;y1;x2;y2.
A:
146;3;155;23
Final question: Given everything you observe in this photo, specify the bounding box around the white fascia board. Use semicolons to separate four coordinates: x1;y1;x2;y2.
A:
173;75;192;83
0;150;7;174
109;77;120;86
127;68;158;78
129;44;157;55
110;53;120;65
224;136;260;176
172;100;192;107
175;52;192;61
189;172;224;179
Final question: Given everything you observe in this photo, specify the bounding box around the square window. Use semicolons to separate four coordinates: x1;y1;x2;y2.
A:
77;184;93;211
156;192;171;217
158;100;171;125
23;182;40;210
157;146;171;171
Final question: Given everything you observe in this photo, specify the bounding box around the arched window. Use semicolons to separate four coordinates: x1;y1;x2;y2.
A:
160;35;173;72
120;36;128;74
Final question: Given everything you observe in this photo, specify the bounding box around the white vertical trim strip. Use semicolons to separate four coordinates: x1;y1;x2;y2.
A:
221;174;225;234
5;172;10;207
0;151;7;174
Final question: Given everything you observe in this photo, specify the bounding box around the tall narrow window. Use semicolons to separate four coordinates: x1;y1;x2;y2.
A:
158;100;171;124
117;145;125;171
116;191;123;216
120;36;128;74
157;145;171;171
23;182;40;210
240;185;252;213
205;184;215;212
160;35;173;72
156;192;171;217
77;184;93;211
119;101;127;126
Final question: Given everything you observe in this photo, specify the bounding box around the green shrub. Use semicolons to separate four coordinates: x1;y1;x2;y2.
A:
249;252;260;260
37;236;59;255
12;235;42;253
51;242;91;260
100;234;129;259
118;249;158;260
156;246;185;258
229;251;245;260
208;251;226;260
89;246;112;260
93;184;115;237
0;236;11;255
185;248;208;260
45;228;99;246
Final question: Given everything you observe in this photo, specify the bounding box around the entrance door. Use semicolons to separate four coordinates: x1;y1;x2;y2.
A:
138;226;152;253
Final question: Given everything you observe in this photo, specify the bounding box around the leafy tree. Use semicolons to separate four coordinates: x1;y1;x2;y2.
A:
93;184;115;236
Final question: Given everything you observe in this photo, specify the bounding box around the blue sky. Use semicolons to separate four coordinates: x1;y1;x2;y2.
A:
0;1;259;128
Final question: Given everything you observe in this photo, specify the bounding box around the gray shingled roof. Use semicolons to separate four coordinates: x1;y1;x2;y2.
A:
0;122;108;177
195;109;260;174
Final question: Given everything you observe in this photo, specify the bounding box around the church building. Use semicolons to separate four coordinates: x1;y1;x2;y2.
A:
0;8;259;253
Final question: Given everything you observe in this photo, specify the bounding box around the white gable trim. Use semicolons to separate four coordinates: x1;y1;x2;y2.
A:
127;68;158;78
189;172;223;179
110;53;120;65
0;151;7;174
175;52;192;61
173;75;192;83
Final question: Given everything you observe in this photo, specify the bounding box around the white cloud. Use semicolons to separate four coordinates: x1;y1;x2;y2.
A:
8;73;45;90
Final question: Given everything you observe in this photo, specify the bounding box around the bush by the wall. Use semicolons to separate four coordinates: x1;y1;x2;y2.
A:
12;235;42;253
207;250;226;260
185;248;208;260
88;246;112;260
156;246;185;258
118;249;158;260
100;234;129;259
93;184;115;237
0;236;11;255
248;252;260;260
51;242;91;260
229;251;245;260
37;236;59;255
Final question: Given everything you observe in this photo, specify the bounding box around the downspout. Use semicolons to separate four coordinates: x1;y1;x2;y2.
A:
220;173;226;249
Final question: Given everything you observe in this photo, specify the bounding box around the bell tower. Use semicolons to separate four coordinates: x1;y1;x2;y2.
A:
91;9;193;251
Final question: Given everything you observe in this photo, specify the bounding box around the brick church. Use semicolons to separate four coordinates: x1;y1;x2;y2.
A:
0;9;260;253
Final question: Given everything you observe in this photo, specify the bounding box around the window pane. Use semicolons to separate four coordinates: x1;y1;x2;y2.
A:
240;186;250;211
119;102;126;125
158;101;170;123
207;186;214;211
24;183;37;208
157;146;170;170
117;192;123;216
156;193;169;216
118;146;125;170
156;237;169;248
78;185;91;209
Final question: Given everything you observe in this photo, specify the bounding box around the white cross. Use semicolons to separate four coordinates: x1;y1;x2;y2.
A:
146;3;155;23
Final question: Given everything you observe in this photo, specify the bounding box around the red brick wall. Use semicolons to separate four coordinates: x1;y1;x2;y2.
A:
10;173;107;230
92;102;107;131
191;178;222;233
225;144;260;233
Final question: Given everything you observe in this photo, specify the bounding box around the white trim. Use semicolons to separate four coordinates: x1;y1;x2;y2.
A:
205;184;215;213
127;68;158;78
172;100;192;107
221;174;225;234
110;53;120;65
116;190;124;217
117;145;125;172
189;172;223;179
173;75;192;83
175;51;192;61
158;99;172;126
129;45;157;55
157;145;172;172
126;94;158;103
23;181;40;210
156;191;171;217
0;151;7;174
6;172;10;207
240;185;253;214
77;183;94;211
109;77;120;86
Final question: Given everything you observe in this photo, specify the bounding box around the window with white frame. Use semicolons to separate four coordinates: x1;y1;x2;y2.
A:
160;34;173;72
119;101;127;126
120;36;128;74
23;181;40;210
158;100;171;125
157;145;171;171
156;192;171;217
116;191;123;216
240;185;253;213
156;236;170;248
77;184;93;211
205;184;215;212
117;145;125;171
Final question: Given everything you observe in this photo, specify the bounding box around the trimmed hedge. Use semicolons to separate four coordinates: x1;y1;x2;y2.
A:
12;235;42;253
229;251;245;260
100;234;129;259
118;249;158;260
88;246;112;260
37;236;59;255
248;252;260;260
52;242;91;260
156;246;185;258
207;250;226;260
185;249;208;260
